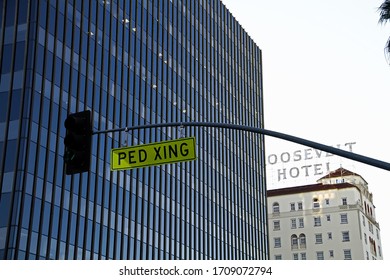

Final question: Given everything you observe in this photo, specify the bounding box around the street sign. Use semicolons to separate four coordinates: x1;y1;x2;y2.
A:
111;137;196;170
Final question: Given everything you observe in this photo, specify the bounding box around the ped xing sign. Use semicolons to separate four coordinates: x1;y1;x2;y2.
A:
111;137;196;170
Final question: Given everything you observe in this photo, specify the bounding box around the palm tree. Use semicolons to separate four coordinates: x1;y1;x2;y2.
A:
379;0;390;61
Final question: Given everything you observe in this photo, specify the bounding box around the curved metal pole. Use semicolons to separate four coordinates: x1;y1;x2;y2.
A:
93;122;390;171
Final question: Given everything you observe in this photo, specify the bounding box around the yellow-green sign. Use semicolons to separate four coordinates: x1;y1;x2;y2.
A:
111;137;196;170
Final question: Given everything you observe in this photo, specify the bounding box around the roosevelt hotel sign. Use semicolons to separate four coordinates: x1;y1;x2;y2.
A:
266;141;357;187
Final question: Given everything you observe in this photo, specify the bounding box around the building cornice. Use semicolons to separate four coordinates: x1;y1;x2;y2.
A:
267;182;359;197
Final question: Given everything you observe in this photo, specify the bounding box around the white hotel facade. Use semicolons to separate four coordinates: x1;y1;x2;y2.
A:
267;168;383;260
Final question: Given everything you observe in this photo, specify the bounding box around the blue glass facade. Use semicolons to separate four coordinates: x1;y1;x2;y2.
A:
0;0;267;259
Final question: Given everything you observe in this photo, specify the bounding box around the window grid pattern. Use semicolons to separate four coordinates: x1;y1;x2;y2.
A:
0;0;267;260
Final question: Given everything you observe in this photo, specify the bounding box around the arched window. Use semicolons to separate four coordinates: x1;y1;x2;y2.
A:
272;202;280;213
313;198;320;209
299;233;306;249
291;234;298;249
369;237;377;256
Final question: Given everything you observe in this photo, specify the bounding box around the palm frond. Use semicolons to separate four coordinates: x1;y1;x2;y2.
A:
379;0;390;24
379;1;390;63
385;37;390;63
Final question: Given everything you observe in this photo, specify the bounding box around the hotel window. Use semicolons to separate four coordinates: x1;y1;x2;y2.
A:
325;199;330;205
275;255;282;260
293;253;298;260
340;213;348;224
291;218;296;229
316;251;324;260
301;252;307;260
314;216;321;227
298;218;304;228
272;202;280;214
342;231;350;242
315;233;323;244
298;202;303;210
329;250;334;258
299;234;306;249
368;222;374;234
290;203;296;211
291;235;298;250
344;249;352;260
342;198;347;205
328;232;332;240
362;215;365;226
274;237;281;248
369;237;377;256
273;220;280;231
326;215;331;222
313;198;320;209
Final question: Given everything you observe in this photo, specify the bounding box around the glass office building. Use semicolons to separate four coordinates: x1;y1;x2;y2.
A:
0;0;267;259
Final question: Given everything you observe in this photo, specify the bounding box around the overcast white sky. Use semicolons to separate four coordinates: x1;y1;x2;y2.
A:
221;0;390;258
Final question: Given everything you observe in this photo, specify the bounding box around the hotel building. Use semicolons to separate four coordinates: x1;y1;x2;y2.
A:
268;168;383;260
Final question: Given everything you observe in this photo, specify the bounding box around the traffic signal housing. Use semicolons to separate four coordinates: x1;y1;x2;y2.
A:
64;110;92;175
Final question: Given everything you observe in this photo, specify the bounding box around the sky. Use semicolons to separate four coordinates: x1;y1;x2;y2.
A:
221;0;390;258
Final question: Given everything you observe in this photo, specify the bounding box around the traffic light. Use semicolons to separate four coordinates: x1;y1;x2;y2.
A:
64;110;92;175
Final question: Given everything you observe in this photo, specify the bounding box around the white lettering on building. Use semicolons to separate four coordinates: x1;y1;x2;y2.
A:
267;142;356;182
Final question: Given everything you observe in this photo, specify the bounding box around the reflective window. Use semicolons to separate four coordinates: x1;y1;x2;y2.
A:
1;44;13;74
0;93;8;122
0;0;266;260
